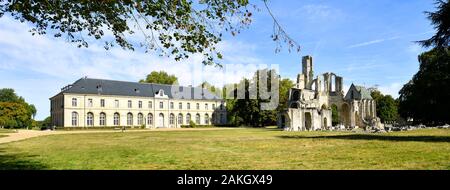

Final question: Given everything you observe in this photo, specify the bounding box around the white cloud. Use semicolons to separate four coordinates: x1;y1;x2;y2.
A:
292;4;345;22
348;36;400;48
0;16;268;120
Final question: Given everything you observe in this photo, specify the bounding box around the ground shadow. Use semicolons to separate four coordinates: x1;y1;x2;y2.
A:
278;134;450;143
0;148;48;170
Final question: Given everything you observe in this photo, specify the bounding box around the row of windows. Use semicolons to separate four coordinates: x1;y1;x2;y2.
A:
71;98;224;110
71;112;225;126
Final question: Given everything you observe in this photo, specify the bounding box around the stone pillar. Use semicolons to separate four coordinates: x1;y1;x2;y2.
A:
372;100;376;118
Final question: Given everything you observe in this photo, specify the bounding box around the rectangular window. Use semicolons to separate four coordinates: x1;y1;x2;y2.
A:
170;102;174;109
115;100;119;108
72;98;77;107
212;104;215;109
138;101;142;108
179;102;182;109
148;101;152;109
100;99;105;107
205;103;208;110
196;103;200;110
128;100;132;108
88;99;93;107
187;103;190;110
159;102;163;109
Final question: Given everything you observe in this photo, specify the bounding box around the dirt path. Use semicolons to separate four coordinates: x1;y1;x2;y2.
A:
0;128;236;144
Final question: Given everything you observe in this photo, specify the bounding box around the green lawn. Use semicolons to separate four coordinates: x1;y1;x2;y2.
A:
0;128;449;170
0;128;16;133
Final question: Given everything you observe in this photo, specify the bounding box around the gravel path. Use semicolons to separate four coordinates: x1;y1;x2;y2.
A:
0;128;234;144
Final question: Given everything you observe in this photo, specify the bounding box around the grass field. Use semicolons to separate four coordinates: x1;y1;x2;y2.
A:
0;129;16;133
0;128;449;170
0;129;15;138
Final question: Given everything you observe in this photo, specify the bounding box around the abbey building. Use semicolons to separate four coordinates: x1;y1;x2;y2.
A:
278;56;382;131
50;78;227;128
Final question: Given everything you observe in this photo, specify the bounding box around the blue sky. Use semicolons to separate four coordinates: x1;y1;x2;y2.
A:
0;0;436;120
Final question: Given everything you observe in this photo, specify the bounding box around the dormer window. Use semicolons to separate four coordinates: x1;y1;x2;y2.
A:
158;89;165;96
96;85;102;93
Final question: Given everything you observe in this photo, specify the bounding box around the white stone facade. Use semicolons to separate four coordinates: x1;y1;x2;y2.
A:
50;78;227;128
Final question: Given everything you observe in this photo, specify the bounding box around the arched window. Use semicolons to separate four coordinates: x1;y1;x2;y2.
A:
113;113;120;126
196;114;201;124
204;114;209;125
178;113;183;125
186;113;191;124
137;113;144;125
71;112;78;126
205;103;208;110
170;113;175;125
196;103;200;110
72;98;77;107
127;113;133;126
147;113;153;125
87;112;94;126
99;112;106;126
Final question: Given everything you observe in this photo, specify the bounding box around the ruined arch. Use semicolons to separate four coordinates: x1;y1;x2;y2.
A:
292;90;300;101
340;103;351;127
331;104;339;126
305;112;312;131
323;117;328;129
311;79;317;91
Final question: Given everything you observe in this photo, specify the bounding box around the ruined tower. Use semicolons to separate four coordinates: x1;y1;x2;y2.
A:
302;55;314;89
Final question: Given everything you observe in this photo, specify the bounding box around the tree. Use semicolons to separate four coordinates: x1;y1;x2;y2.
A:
371;90;398;123
0;88;23;102
419;0;450;48
0;0;300;66
331;104;339;126
399;0;450;125
0;88;35;128
277;78;294;111
399;48;450;125
28;104;37;119
226;69;287;127
139;71;178;85
0;102;33;129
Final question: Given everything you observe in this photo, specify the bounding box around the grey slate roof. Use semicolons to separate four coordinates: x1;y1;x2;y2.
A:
354;85;373;100
59;77;222;100
344;84;373;100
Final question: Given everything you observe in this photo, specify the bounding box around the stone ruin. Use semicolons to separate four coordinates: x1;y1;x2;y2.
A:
278;55;383;131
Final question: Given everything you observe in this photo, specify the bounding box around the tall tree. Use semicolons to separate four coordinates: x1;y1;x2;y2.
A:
277;78;294;111
0;0;300;66
0;102;33;129
399;0;450;125
0;88;36;128
139;71;178;85
399;48;450;125
371;90;398;123
0;88;23;102
419;0;450;48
